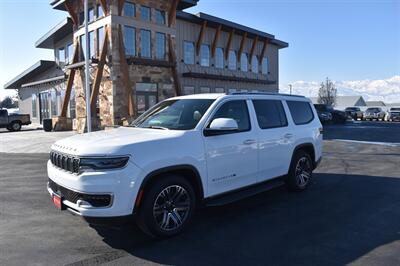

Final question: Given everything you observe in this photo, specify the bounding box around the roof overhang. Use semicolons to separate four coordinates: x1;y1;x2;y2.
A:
4;61;57;90
35;18;73;49
51;0;198;11
177;11;288;49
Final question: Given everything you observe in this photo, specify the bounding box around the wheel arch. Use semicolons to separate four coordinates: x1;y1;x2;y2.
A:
291;143;316;169
135;165;205;208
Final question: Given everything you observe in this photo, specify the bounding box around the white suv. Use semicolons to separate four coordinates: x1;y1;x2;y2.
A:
47;93;322;237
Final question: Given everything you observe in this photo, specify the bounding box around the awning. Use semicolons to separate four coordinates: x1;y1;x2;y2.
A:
35;18;73;49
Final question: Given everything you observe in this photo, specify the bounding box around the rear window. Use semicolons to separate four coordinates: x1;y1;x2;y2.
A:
253;100;288;129
287;101;315;125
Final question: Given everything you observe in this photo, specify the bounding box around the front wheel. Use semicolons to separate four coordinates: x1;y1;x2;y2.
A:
10;121;22;131
285;150;313;192
136;175;196;238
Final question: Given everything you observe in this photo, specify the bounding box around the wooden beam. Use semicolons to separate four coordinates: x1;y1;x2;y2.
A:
249;36;259;64
64;0;78;26
260;39;268;59
168;35;182;96
118;25;135;117
90;27;108;115
211;25;222;57
225;29;235;60
61;39;80;117
118;0;125;16
168;0;180;27
237;32;247;60
99;0;107;15
196;21;207;56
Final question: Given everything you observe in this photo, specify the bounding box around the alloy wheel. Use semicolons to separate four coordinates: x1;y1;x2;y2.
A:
153;185;191;231
295;157;312;188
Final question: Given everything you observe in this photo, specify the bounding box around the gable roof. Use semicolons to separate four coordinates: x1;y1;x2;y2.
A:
335;96;366;107
36;18;73;49
366;101;386;107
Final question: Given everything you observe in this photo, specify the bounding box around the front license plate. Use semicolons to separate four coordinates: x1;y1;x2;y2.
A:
52;193;63;210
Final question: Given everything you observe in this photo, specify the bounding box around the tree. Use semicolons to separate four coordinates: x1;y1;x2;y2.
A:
318;77;337;106
0;96;18;109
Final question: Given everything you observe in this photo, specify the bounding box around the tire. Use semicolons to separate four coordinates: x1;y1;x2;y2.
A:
136;175;196;238
285;150;313;192
43;119;53;132
10;121;22;131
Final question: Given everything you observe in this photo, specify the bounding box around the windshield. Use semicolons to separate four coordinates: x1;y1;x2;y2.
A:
346;107;359;111
366;108;381;112
131;99;215;130
391;108;400;112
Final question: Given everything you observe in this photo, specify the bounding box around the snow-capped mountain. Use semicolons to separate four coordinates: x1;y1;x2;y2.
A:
280;76;400;103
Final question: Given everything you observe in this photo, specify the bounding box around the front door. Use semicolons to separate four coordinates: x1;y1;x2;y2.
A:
135;83;158;115
39;92;50;123
204;100;258;196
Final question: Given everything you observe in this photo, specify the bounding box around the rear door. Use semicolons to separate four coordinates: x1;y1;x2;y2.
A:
204;99;258;196
251;99;294;181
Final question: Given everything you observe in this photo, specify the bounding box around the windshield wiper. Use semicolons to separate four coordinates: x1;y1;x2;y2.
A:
146;126;170;130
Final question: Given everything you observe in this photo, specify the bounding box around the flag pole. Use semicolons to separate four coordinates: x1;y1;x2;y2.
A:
84;0;92;132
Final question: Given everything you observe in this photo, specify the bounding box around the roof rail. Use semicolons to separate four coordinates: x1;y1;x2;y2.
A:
228;92;306;98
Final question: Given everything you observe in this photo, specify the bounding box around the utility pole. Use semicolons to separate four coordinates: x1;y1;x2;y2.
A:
84;0;92;132
289;84;292;95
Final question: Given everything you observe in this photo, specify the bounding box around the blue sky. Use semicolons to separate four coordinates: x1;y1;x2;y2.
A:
1;0;399;99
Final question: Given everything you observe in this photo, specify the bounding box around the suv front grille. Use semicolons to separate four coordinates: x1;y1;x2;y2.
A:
50;151;80;173
48;179;112;208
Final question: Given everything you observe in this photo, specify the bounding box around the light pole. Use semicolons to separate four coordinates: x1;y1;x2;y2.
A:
84;0;92;132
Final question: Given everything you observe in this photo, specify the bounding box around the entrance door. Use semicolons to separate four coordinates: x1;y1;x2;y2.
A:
39;92;50;123
136;83;158;115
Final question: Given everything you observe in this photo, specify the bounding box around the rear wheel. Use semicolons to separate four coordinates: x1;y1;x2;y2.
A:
285;150;313;192
10;121;22;131
136;175;196;238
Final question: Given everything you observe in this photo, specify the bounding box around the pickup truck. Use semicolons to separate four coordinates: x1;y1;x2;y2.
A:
0;109;31;131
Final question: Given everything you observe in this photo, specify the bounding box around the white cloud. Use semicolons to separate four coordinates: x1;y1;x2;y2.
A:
280;76;400;103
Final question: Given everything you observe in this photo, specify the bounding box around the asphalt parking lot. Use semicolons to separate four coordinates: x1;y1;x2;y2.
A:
1;121;400;266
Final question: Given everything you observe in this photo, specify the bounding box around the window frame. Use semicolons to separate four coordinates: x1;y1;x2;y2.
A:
228;50;237;70
200;44;210;67
240;53;248;72
183;41;195;65
140;29;152;58
123;2;135;17
286;100;315;125
155;32;166;60
155;9;166;25
252;99;288;130
215;47;224;69
58;47;65;64
262;57;268;75
123;26;136;57
251;55;259;73
140;5;151;22
205;99;252;135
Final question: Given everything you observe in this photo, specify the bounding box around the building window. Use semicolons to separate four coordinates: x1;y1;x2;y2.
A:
124;2;135;17
262;57;268;74
141;6;151;21
140;29;151;58
88;7;95;22
66;43;73;64
251;55;258;73
70;88;76;119
183;41;195;64
58;47;65;63
97;27;105;55
155;10;166;25
80;34;86;60
50;89;58;117
215;47;224;69
215;88;225;93
97;4;104;17
200;44;210;67
124;26;136;56
183;86;195;95
156;32;166;60
228;50;237;70
32;94;37;118
240;53;248;72
200;87;210;94
89;31;95;58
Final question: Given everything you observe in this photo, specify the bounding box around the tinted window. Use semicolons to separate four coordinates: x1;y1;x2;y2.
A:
253;100;287;129
212;100;251;132
287;101;314;125
0;110;7;116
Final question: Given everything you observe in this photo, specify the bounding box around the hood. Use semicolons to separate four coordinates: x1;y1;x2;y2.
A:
51;127;185;156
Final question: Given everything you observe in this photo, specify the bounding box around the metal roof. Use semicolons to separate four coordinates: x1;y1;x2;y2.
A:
35;18;73;49
51;0;198;11
4;61;57;90
177;11;288;48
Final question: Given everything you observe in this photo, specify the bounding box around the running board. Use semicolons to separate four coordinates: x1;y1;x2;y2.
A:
205;177;285;207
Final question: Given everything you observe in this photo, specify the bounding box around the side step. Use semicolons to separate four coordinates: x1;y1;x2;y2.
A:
205;177;285;207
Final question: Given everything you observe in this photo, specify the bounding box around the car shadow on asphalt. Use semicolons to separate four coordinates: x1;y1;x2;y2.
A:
90;173;400;266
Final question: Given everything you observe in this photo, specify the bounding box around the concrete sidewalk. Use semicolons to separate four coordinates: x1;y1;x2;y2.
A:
0;129;75;153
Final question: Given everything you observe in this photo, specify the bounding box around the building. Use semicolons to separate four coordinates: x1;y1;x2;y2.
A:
310;96;367;110
365;101;386;107
4;0;288;132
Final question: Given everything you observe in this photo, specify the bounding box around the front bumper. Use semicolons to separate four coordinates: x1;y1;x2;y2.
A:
47;160;143;217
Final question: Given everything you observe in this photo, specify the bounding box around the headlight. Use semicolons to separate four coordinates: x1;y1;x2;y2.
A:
79;156;130;171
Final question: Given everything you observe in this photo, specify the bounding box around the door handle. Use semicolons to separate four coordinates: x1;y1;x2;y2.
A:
243;139;256;145
284;133;293;139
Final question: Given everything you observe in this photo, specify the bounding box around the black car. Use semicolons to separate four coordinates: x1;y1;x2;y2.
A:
345;107;363;120
314;104;347;124
388;108;400;122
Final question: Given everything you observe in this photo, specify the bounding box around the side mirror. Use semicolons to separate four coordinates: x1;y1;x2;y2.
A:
204;118;239;136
